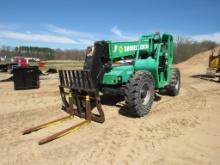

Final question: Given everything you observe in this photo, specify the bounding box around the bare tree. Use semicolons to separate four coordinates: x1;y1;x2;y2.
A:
173;36;218;63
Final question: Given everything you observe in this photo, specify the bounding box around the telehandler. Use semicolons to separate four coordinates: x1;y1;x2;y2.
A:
23;32;181;144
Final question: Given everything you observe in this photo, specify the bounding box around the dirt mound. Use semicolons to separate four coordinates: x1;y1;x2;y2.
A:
178;46;220;75
0;48;220;165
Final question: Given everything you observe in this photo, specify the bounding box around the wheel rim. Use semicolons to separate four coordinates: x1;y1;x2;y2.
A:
141;84;150;105
174;74;180;90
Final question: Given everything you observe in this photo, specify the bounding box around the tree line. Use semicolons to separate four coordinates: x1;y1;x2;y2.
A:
0;46;86;61
15;46;55;60
173;37;218;63
0;38;219;63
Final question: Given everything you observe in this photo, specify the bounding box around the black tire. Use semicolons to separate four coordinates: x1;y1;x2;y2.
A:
166;68;181;96
125;71;155;117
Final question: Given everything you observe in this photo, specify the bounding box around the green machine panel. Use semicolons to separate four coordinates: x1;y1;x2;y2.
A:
109;40;149;59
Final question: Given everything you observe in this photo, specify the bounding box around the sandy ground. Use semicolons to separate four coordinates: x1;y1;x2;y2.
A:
0;48;220;165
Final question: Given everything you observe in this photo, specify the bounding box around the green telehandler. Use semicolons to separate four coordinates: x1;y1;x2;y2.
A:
23;32;181;145
59;32;180;119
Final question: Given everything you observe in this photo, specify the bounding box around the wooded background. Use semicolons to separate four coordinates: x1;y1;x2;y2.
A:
0;37;218;64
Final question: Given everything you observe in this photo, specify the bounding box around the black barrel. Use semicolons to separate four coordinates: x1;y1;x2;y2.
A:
13;66;40;90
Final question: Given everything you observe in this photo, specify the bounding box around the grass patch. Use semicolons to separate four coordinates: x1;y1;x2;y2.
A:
30;60;84;70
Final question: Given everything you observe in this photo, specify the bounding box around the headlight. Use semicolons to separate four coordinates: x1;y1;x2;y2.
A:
117;76;122;82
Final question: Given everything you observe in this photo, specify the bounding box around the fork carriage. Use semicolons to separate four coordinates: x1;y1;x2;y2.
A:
58;69;105;123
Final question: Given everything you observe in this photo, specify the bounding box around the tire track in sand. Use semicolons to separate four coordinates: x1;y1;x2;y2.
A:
45;83;207;165
110;84;207;164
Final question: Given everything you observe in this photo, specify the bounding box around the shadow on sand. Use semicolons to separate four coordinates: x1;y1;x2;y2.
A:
101;93;162;118
191;74;220;83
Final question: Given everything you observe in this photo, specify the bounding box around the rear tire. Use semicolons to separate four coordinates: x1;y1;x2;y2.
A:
125;71;155;117
166;68;181;96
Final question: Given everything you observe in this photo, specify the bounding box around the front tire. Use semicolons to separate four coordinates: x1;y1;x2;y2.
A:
125;71;155;117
